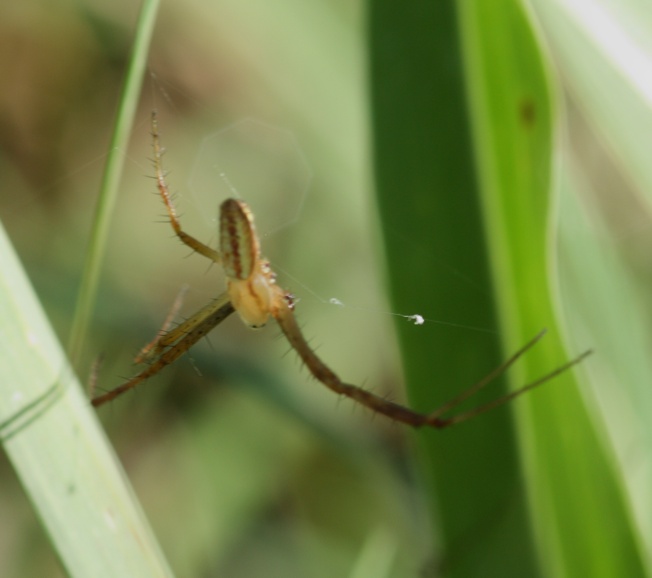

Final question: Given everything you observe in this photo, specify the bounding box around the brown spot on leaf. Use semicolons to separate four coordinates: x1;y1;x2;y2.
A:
519;97;536;128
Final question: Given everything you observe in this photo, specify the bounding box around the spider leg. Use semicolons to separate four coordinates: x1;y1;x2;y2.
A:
273;298;441;426
135;284;189;364
151;111;222;264
435;348;592;427
93;114;237;408
425;329;549;420
273;299;591;429
92;295;235;407
137;290;232;363
87;354;105;399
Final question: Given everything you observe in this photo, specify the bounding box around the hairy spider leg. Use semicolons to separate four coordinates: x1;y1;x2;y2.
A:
273;298;591;428
135;291;231;365
437;348;592;427
152;112;222;264
92;296;235;407
135;285;189;364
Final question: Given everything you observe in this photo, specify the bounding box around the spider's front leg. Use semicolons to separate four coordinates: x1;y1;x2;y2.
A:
151;111;221;264
271;296;443;427
272;296;591;429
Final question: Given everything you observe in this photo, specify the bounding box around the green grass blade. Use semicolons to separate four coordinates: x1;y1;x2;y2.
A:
369;0;645;576
68;0;160;365
0;222;174;577
369;2;540;575
459;2;646;576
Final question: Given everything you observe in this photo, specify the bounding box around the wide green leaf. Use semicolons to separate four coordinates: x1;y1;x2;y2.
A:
369;1;645;576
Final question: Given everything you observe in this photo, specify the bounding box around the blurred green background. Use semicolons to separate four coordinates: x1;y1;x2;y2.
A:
1;1;651;577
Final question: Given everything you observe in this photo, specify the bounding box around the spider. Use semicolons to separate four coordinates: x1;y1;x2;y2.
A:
91;111;591;428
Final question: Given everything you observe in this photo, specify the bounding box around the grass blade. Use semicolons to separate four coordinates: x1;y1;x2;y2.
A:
68;0;161;365
459;2;646;575
369;2;541;575
0;221;174;577
369;0;645;575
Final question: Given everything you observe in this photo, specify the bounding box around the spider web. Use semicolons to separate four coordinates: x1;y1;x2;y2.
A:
187;118;312;240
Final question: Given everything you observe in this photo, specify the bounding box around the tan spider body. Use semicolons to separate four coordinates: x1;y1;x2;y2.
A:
220;199;278;329
91;112;591;428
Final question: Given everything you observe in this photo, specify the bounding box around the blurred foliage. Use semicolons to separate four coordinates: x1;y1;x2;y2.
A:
1;0;651;577
0;1;422;577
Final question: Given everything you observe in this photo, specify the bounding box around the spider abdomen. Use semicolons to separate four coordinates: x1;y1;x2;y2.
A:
220;198;261;281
